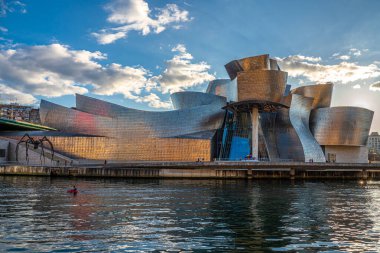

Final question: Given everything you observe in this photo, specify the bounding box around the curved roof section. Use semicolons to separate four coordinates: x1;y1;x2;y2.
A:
206;79;237;102
291;83;333;109
237;69;287;103
224;54;281;80
310;106;374;146
41;95;226;139
170;91;226;110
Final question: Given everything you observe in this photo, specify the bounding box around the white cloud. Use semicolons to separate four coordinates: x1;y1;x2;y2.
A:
349;48;362;57
0;83;36;104
370;81;380;91
353;84;361;89
277;55;380;84
284;55;321;63
135;93;172;109
150;44;215;93
93;0;191;44
0;0;26;16
0;26;7;32
0;43;150;102
338;55;350;60
0;43;214;109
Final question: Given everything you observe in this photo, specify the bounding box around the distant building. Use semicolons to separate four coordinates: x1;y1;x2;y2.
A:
368;132;380;154
0;104;40;124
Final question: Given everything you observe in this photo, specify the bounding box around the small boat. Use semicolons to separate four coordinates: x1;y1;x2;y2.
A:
67;189;78;194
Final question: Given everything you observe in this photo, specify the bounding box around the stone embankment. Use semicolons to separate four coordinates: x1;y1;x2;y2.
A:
1;162;380;179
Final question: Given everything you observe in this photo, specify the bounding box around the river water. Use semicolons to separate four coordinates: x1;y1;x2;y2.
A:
1;176;380;252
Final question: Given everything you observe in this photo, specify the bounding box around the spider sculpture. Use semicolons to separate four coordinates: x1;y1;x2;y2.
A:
16;134;54;164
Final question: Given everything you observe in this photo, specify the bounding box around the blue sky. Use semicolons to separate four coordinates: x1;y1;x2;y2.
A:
1;0;380;130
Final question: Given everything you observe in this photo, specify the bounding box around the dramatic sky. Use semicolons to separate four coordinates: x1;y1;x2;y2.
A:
1;0;380;131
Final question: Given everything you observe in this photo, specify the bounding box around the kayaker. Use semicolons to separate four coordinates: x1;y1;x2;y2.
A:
67;185;78;194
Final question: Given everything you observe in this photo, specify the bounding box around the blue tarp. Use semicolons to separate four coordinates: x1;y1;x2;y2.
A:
229;136;250;160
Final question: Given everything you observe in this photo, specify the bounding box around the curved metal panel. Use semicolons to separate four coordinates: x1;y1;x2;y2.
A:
310;107;374;146
259;112;280;160
291;83;333;109
206;79;237;102
76;94;142;118
238;54;270;71
224;54;271;80
170;91;226;110
259;109;305;161
289;94;326;162
237;70;287;103
44;96;226;139
270;59;280;71
275;108;305;161
40;98;221;161
224;60;243;80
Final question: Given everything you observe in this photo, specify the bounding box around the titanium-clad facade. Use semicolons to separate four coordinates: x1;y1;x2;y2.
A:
237;70;287;102
33;53;373;163
289;94;326;162
291;83;333;109
40;94;225;161
171;91;226;110
310;107;374;146
206;79;237;102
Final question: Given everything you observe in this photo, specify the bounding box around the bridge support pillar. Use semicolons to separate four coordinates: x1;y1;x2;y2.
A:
290;168;296;180
247;169;253;179
362;169;368;180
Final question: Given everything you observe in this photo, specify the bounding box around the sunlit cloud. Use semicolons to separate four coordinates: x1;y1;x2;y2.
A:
0;83;36;104
0;43;213;108
150;44;215;94
93;0;191;44
277;54;380;84
135;93;172;109
370;81;380;91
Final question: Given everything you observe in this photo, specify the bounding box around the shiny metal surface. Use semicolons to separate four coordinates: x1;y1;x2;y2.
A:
73;94;226;138
237;70;287;102
224;60;243;80
291;83;333;109
276;108;305;161
259;109;305;162
310;107;374;146
259;112;280;160
224;54;279;80
39;94;226;161
206;79;237;102
289;94;326;162
34;53;374;163
238;54;270;71
170;91;226;110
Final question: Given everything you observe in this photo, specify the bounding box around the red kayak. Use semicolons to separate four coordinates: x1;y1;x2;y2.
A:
67;189;78;194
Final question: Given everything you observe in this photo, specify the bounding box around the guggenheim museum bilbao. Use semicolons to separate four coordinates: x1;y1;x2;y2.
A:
30;54;374;163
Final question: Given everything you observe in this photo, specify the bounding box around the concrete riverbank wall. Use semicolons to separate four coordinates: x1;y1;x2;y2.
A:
2;162;380;179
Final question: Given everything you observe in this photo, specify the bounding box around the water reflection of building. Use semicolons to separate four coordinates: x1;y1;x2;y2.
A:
1;54;374;163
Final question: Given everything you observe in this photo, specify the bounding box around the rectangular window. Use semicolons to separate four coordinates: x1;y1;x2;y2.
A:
0;149;6;158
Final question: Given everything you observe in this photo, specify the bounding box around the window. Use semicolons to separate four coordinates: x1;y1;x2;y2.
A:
0;149;6;158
